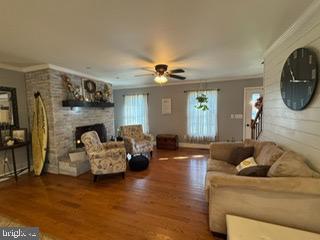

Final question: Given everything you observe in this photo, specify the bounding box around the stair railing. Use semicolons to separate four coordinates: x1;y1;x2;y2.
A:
251;107;263;140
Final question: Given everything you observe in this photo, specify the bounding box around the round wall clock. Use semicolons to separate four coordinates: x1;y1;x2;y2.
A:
281;48;318;111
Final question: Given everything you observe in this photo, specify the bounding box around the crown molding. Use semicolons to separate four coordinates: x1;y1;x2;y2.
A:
23;64;110;83
0;62;111;83
263;0;320;58
0;63;23;72
112;74;263;90
0;63;113;84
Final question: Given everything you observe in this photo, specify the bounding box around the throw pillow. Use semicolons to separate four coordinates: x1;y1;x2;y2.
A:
237;166;271;177
255;144;284;166
244;140;276;158
268;151;320;178
236;157;257;172
228;147;254;166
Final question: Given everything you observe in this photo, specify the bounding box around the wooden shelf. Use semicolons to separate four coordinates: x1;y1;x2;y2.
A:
62;100;115;109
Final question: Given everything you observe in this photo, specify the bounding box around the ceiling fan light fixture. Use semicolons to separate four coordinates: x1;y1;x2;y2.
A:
154;75;168;84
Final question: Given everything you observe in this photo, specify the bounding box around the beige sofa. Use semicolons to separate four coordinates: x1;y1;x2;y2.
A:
206;140;320;235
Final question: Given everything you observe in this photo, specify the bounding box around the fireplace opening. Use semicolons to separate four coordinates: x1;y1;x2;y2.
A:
75;123;107;148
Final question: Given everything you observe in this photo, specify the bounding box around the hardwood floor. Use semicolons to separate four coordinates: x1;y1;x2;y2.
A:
0;148;218;240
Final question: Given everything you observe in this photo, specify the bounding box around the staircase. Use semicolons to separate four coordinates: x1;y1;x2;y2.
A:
251;107;263;140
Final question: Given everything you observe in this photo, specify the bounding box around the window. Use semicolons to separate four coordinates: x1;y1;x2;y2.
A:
124;94;149;132
251;93;261;120
187;90;218;143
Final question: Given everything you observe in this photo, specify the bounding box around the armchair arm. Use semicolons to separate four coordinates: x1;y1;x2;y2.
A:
210;142;244;161
102;141;125;149
208;172;320;196
123;136;135;153
123;136;135;144
143;133;153;141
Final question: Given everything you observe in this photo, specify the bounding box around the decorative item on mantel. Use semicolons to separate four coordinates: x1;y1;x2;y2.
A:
62;75;84;101
61;75;114;109
103;84;112;102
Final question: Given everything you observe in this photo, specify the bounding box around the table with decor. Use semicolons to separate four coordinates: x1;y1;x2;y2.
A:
0;141;31;181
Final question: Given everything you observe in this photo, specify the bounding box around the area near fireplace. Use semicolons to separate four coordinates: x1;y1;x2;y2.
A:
75;123;107;148
25;67;115;176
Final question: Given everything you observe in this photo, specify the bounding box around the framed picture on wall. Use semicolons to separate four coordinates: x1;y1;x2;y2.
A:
162;98;171;114
12;128;27;143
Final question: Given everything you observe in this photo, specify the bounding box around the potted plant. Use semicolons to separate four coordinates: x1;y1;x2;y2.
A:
195;93;209;111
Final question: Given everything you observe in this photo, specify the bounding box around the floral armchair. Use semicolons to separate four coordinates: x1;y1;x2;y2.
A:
119;125;153;156
81;131;126;182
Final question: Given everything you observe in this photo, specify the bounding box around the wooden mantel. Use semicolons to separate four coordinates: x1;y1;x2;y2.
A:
62;100;115;109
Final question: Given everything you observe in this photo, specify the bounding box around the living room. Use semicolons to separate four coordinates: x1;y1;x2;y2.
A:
0;1;320;239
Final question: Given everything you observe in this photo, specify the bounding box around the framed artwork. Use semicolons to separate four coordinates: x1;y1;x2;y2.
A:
84;80;96;93
12;128;27;143
0;86;19;128
162;98;171;114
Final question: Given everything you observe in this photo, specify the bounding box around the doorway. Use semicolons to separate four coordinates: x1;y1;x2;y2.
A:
243;87;264;140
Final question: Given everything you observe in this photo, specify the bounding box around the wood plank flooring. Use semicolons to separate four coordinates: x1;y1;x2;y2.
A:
0;148;218;240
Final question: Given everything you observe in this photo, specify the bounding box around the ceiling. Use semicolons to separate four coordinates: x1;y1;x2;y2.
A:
0;0;314;87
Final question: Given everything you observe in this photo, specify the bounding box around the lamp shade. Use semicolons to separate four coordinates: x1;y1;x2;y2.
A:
154;75;168;84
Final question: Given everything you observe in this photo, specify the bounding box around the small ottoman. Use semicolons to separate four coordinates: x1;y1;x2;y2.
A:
129;155;149;171
156;134;179;150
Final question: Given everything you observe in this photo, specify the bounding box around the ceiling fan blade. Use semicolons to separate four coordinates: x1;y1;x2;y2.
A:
169;74;186;80
135;73;155;77
141;67;155;73
170;69;185;74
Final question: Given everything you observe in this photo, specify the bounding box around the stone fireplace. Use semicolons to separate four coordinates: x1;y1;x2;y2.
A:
75;123;107;148
25;66;115;176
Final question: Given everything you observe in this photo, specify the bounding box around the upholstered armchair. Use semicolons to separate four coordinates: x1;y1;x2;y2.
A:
81;131;126;182
119;125;153;157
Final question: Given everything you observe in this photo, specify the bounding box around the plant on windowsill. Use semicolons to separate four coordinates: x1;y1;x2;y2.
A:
195;93;209;111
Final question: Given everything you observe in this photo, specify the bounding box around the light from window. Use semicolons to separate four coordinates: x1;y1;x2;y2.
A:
124;94;149;132
187;90;218;143
251;93;261;120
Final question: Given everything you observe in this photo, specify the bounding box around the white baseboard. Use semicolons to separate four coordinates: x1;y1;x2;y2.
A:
178;142;209;149
152;141;209;149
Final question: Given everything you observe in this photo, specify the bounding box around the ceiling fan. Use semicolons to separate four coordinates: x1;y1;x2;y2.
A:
135;64;186;84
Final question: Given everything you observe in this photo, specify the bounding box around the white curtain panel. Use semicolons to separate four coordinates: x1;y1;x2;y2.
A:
124;94;149;133
187;90;218;143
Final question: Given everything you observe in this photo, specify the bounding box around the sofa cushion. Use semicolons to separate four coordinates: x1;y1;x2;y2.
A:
244;139;276;159
268;151;320;178
255;144;284;166
210;142;245;161
237;165;271;177
228;146;254;165
207;159;237;174
236;157;257;172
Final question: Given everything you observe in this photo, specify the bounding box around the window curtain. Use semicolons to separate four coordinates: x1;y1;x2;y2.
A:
124;94;149;133
187;90;218;143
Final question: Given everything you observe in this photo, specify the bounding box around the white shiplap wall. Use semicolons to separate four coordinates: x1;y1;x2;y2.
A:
262;1;320;172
